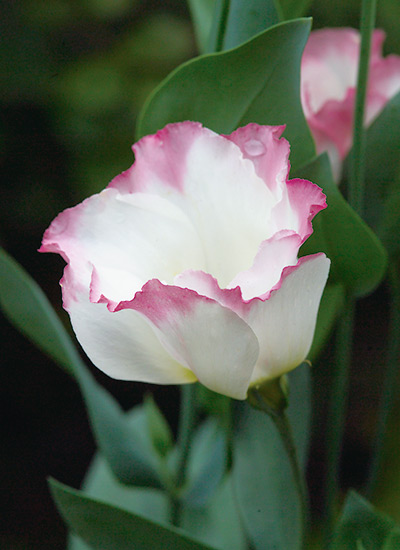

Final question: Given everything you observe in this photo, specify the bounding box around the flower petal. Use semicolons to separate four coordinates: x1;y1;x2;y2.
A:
116;280;260;399
61;266;196;384
224;124;289;196
40;188;205;303
110;122;279;288
244;254;330;384
227;231;300;300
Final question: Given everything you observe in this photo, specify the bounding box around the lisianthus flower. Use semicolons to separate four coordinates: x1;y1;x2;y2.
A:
40;122;330;399
301;28;400;181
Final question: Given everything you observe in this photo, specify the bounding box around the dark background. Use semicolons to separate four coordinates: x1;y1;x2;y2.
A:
1;0;400;548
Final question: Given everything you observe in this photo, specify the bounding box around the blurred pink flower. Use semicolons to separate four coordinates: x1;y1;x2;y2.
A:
40;122;329;399
301;28;400;180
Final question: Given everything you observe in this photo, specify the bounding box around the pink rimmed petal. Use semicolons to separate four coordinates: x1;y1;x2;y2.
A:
40;189;205;303
227;231;301;300
116;280;260;399
244;253;330;384
61;266;196;384
224;124;290;197
109;121;204;194
307;90;355;160
301;29;361;114
368;55;400;120
110;122;279;288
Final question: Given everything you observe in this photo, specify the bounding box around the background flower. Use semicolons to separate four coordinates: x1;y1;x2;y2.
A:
40;122;330;399
301;28;400;180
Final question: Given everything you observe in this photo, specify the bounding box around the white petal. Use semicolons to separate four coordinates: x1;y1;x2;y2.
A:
62;266;196;384
244;254;330;383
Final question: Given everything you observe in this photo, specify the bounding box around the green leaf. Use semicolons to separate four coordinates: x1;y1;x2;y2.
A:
362;91;400;234
182;417;227;507
332;490;399;550
137;19;315;171
298;154;388;297
286;364;312;470
0;248;162;488
188;0;216;53
0;247;75;376
144;394;174;459
181;474;247;550
68;455;246;550
276;0;313;19
221;0;279;50
232;366;310;550
50;478;217;550
309;283;345;362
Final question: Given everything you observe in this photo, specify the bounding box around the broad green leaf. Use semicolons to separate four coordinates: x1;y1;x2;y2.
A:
276;0;313;19
144;394;174;458
298;154;388;297
309;283;345;362
221;0;279;50
232;366;311;550
137;19;315;171
0;248;162;488
187;0;216;53
50;478;217;550
361;91;400;234
332;491;399;550
181;475;247;550
69;454;246;550
182;417;227;507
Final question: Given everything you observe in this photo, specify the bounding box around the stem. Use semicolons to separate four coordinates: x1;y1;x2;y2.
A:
324;298;355;545
170;383;197;526
348;0;377;215
366;261;400;497
251;389;308;548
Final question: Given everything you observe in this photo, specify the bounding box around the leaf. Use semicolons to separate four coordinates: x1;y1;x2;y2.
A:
50;478;217;550
68;456;246;550
0;247;75;376
276;0;313;19
361;91;400;233
187;0;216;53
298;154;388;297
181;475;247;550
331;490;399;550
137;19;315;171
182;418;227;507
308;283;345;362
0;248;162;488
286;363;312;470
232;366;311;550
221;0;279;51
144;394;174;458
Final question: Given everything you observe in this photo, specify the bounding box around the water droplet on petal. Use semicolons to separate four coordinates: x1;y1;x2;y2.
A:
244;139;266;157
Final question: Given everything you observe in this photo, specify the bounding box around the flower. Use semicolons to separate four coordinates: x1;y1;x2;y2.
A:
301;28;400;181
40;122;330;400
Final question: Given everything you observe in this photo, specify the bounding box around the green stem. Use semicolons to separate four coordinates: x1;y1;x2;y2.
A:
348;0;377;215
251;389;308;548
366;261;400;497
170;383;197;526
324;298;355;545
